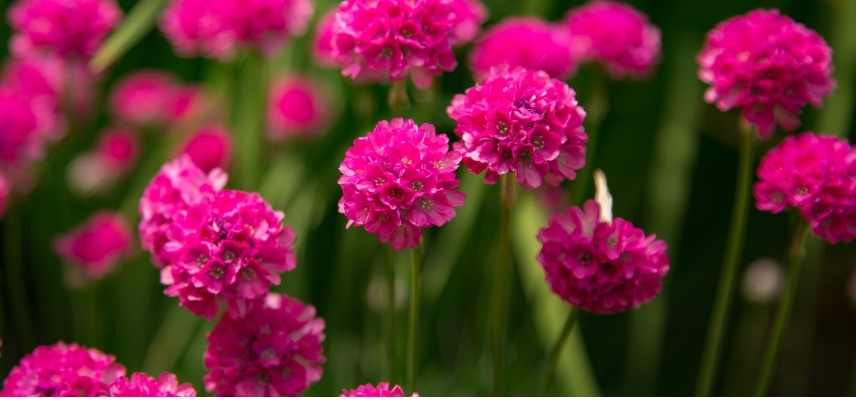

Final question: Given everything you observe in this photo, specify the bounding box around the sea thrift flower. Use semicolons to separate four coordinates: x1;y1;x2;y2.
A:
338;118;465;250
470;18;577;80
111;71;180;126
313;10;338;66
204;293;326;396
8;0;121;60
268;76;328;139
449;0;486;45
68;128;139;193
341;382;414;397
108;373;197;397
1;342;126;396
448;66;587;189
564;0;661;78
96;128;139;173
698;9;834;138
3;56;96;117
0;87;59;171
181;125;232;172
54;212;132;281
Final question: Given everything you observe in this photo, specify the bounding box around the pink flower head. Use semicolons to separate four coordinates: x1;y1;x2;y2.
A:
0;174;8;218
537;200;670;314
448;66;587;189
97;128;139;172
8;0;122;60
698;9;834;138
68;128;139;194
139;155;228;267
470;17;577;80
169;85;207;123
449;0;486;45
181;125;232;172
1;342;126;396
204;293;326;396
565;0;661;78
162;189;297;318
54;212;132;280
329;0;459;88
0;86;59;171
268;76;328;139
313;9;338;66
111;71;181;126
108;372;197;397
341;382;415;397
754;132;856;243
338;118;465;251
3;55;95;117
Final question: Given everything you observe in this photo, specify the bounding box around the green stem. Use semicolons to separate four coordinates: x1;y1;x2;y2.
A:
491;174;515;395
4;207;34;351
71;285;102;347
232;54;268;190
143;307;205;374
754;221;810;395
386;248;397;382
696;123;755;395
388;81;410;115
90;0;169;72
407;245;422;392
544;308;580;394
571;75;608;205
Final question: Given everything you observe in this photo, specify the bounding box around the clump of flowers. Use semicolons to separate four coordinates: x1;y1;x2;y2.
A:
341;382;415;397
470;17;576;80
449;0;486;45
3;54;94;117
338;118;465;250
54;212;132;282
68;128;139;193
268;76;329;139
448;66;587;189
180;125;232;172
204;293;325;396
754;132;856;243
108;372;197;397
564;0;661;78
1;342;126;396
698;9;834;138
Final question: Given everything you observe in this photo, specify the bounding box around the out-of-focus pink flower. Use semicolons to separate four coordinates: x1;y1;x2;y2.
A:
54;212;132;281
108;372;197;397
448;66;587;189
3;55;96;117
0;87;59;170
449;0;486;45
341;382;415;397
181;125;232;172
8;0;122;60
268;76;328;139
204;293;326;396
96;128;139;172
470;17;577;80
0;174;8;218
338;118;465;251
698;9;834;138
565;0;661;78
111;71;181;126
68;128;139;194
313;10;338;67
169;85;207;123
1;342;126;396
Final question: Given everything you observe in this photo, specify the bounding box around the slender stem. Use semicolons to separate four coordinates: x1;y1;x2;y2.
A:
491;174;515;395
143;306;204;374
544;307;580;394
388;81;411;114
232;53;268;189
754;221;810;395
571;75;609;205
4;207;34;351
407;245;422;392
90;0;169;72
386;247;397;382
71;285;102;347
696;123;755;395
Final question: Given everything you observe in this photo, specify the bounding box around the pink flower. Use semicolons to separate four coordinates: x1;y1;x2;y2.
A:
0;174;8;218
3;55;95;117
204;293;326;396
564;0;661;78
54;212;132;281
313;10;338;67
329;0;459;88
0;87;59;171
341;382;415;397
537;200;670;314
169;85;208;123
338;118;465;251
68;128;140;193
108;372;197;397
268;76;328;139
1;342;126;396
449;0;486;45
162;189;297;318
111;71;181;126
470;17;577;80
181;125;232;173
96;128;139;172
754;132;856;243
448;66;587;189
8;0;122;60
698;9;834;138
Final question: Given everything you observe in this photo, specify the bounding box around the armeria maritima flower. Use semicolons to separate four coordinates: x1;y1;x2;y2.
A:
313;9;338;67
754;132;856;243
1;342;126;396
69;128;139;193
448;66;587;189
108;372;197;397
111;71;183;127
564;0;661;78
55;212;132;281
470;17;576;80
341;382;415;397
698;9;834;138
338;118;465;251
181;125;232;173
268;76;329;139
204;293;326;396
449;0;486;45
0;85;61;178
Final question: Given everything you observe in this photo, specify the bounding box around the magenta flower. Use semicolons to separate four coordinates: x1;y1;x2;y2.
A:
96;128;139;173
111;71;182;126
313;10;338;67
3;56;95;117
698;9;834;138
1;342;126;396
0;174;8;218
204;293;326;396
341;382;415;397
108;372;197;397
268;76;328;139
68;128;139;193
564;0;661;78
338;118;465;251
449;0;486;45
54;212;132;281
181;125;232;173
8;0;121;60
470;18;577;80
448;66;587;189
0;87;60;173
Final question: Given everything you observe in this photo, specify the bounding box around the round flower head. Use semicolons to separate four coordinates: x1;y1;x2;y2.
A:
449;0;486;45
564;0;661;78
268;76;329;139
3;55;96;117
0;174;8;218
448;66;587;189
54;212;132;281
313;9;338;66
108;372;197;397
698;9;834;138
341;382;415;397
1;342;126;396
338;118;465;251
0;86;60;172
204;293;326;396
111;71;181;126
68;128;139;194
96;128;139;173
8;0;122;60
470;17;577;80
181;125;232;173
329;0;459;88
162;189;297;318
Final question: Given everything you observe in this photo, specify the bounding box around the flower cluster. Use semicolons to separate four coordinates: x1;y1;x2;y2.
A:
338;118;465;250
448;66;587;189
470;17;576;80
698;9;834;138
108;373;197;397
449;0;486;45
54;212;132;282
68;127;139;193
111;71;207;127
180;125;233;173
268;76;329;139
1;342;126;396
341;382;414;397
204;293;326;396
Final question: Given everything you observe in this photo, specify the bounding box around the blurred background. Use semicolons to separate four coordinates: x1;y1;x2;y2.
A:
1;0;856;396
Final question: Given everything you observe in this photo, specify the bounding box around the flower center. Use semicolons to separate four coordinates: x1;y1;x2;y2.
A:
208;265;225;279
409;181;423;191
496;120;509;136
223;250;236;262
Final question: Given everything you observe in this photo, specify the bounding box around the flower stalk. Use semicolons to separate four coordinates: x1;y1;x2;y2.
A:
491;173;515;395
544;307;580;394
407;244;423;391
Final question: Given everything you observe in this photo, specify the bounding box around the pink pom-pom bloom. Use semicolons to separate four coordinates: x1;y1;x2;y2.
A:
8;0;121;60
161;0;313;60
698;9;834;138
68;128;140;193
111;71;183;126
204;293;326;396
564;0;661;78
1;342;126;396
449;0;486;45
754;132;856;243
448;66;588;189
268;76;328;139
341;382;415;397
54;212;132;281
181;125;232;172
313;9;338;67
470;18;577;80
3;55;95;117
338;118;465;251
108;372;197;397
